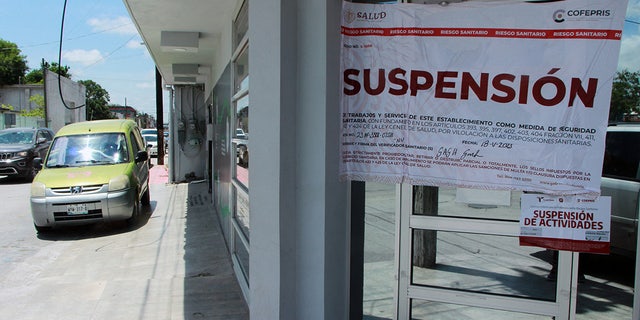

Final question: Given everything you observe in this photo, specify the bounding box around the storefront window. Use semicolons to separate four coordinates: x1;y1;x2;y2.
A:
233;1;248;50
231;0;250;288
234;91;249;186
234;45;249;93
233;25;249;186
234;185;250;238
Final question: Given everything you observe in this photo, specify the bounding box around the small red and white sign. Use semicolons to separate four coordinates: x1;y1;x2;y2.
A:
520;194;611;254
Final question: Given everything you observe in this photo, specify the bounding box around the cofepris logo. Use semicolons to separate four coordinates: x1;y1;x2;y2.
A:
553;7;612;23
343;8;388;25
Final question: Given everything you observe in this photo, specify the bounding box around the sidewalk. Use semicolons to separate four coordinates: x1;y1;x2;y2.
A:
0;163;248;320
146;163;250;320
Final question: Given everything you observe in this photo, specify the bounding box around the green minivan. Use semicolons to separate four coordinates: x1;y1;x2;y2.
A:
30;119;150;233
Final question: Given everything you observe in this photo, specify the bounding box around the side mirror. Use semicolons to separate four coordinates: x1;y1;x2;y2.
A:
33;157;43;170
36;137;47;145
135;150;149;163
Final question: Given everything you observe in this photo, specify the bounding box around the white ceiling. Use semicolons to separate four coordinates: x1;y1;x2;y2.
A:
123;0;239;85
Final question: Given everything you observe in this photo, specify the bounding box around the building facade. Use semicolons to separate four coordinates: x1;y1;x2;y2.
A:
124;1;640;319
0;69;85;132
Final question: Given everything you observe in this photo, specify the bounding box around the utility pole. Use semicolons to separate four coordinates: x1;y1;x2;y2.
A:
156;68;165;165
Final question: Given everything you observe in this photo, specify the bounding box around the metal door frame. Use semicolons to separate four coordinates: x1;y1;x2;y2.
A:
394;183;580;319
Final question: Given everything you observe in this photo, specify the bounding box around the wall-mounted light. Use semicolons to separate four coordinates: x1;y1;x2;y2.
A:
161;31;200;53
174;76;197;84
172;64;199;76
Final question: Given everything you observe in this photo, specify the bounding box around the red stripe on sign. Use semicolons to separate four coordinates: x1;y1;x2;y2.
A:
341;26;622;40
520;236;610;254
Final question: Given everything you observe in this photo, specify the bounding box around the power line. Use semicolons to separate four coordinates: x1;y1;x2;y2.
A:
0;22;135;52
57;0;84;110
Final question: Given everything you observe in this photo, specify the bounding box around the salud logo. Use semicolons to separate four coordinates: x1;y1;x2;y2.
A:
553;9;566;23
344;9;356;24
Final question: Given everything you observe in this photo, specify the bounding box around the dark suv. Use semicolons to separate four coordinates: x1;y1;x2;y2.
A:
0;127;54;180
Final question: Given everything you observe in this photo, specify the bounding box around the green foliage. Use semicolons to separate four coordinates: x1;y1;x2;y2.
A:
610;70;640;122
24;69;43;84
29;94;45;107
1;103;15;110
23;61;72;84
47;62;71;78
78;79;114;120
20;107;45;118
21;95;46;118
0;38;28;85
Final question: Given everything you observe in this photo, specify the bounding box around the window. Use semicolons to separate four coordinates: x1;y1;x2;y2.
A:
5;113;16;127
231;0;250;286
233;1;248;50
603;131;640;181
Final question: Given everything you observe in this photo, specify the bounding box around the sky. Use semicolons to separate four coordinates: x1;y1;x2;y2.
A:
0;0;163;120
620;1;640;71
1;0;640;122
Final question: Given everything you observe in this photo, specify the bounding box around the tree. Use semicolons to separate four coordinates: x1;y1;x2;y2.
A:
23;61;72;84
78;79;113;120
23;69;43;84
20;95;46;118
609;70;640;122
0;38;28;85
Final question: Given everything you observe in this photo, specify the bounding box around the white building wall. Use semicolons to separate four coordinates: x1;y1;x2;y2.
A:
249;0;348;319
44;69;86;132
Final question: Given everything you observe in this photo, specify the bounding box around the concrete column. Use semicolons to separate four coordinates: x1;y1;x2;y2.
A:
249;0;347;319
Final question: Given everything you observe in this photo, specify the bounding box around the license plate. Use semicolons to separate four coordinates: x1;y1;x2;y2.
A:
67;203;88;215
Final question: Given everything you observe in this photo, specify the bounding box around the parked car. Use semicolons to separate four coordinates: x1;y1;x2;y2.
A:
30;119;150;233
0;127;54;180
601;123;640;257
233;128;249;166
141;128;157;136
142;134;158;157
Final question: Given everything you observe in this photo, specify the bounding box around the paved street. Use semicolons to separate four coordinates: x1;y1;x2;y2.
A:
0;160;248;320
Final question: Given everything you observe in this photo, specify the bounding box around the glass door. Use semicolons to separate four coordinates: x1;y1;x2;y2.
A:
395;184;577;319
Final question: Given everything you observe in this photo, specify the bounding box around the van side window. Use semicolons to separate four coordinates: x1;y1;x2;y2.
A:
603;131;640;181
131;129;147;156
130;132;142;155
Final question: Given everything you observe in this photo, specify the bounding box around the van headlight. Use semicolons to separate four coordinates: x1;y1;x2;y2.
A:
108;175;130;191
31;181;46;198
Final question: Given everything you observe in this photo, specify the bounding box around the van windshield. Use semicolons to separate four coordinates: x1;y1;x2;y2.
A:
45;133;129;167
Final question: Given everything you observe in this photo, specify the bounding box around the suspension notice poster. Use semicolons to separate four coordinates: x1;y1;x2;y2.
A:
520;194;611;254
339;0;628;195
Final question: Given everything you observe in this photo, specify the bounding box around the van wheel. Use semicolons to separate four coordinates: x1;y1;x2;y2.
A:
141;187;150;206
126;196;140;227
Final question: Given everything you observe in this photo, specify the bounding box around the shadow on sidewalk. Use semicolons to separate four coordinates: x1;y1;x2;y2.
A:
183;181;249;319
